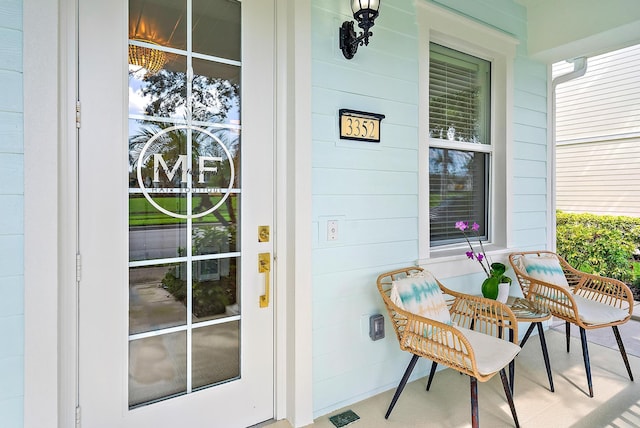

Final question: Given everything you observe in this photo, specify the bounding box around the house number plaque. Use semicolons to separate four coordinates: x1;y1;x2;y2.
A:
339;109;385;142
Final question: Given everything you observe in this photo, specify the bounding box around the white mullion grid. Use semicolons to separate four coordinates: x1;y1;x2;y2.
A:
128;39;186;58
128;188;241;195
128;114;241;131
128;252;241;268
130;325;188;341
129;315;241;342
192;51;241;67
129;39;241;68
186;0;194;394
192;315;241;330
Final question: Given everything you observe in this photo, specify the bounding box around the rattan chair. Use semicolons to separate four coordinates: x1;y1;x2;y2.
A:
509;251;634;397
377;267;521;428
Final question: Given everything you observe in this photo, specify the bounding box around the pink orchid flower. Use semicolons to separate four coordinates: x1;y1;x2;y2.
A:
455;220;491;277
455;221;468;231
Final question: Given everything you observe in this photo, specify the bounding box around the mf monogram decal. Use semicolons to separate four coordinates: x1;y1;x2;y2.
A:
136;125;235;219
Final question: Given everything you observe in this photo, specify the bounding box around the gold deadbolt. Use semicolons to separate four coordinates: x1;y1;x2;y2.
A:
258;226;270;242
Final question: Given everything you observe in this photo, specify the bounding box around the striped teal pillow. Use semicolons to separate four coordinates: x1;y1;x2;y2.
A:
390;272;451;331
523;255;570;288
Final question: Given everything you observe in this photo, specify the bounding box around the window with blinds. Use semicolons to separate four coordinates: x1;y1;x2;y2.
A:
429;43;490;144
429;43;491;246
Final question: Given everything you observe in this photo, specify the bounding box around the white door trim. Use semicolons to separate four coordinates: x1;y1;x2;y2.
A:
273;1;314;426
24;0;79;426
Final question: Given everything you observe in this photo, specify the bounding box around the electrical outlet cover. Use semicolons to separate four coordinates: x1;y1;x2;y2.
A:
369;314;385;340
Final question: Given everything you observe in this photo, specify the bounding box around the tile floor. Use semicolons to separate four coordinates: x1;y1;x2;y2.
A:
267;319;640;427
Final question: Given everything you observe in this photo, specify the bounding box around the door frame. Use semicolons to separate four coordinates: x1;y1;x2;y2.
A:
22;0;313;427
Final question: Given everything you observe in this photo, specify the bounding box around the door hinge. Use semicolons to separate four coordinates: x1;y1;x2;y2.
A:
76;253;82;283
75;100;81;128
75;405;81;428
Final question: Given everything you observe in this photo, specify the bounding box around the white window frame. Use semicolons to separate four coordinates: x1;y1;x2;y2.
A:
417;2;518;278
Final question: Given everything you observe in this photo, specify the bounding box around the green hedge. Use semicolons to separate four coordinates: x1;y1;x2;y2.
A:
556;211;640;283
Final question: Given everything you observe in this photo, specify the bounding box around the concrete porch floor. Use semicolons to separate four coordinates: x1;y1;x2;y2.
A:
268;318;640;427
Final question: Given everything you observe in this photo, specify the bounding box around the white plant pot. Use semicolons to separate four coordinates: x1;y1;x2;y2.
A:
496;283;510;303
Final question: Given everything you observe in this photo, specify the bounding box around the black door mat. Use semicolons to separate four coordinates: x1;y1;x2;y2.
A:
328;410;360;428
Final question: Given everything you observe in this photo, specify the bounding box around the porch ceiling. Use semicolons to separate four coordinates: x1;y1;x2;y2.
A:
516;0;640;63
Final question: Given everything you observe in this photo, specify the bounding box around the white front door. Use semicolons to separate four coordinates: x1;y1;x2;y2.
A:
77;0;275;426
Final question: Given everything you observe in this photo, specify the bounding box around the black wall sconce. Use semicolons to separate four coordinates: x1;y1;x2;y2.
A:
339;0;381;60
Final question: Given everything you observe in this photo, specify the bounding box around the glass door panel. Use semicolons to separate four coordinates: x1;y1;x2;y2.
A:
192;0;241;61
192;321;240;389
128;0;242;409
128;331;187;407
129;0;188;51
129;263;187;335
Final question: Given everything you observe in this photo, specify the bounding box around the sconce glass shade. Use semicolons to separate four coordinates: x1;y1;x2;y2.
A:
351;0;380;28
351;0;380;15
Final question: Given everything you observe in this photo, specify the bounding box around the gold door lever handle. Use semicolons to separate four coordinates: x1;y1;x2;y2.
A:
258;252;270;308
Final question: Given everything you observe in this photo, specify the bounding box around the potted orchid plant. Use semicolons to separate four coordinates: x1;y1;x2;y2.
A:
455;220;512;300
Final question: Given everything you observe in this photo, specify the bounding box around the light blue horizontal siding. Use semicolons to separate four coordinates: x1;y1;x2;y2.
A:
313;268;389;302
311;0;547;417
313;113;418;149
513;139;546;160
512;177;546;194
313;61;419;105
0;154;24;194
0;70;22;112
312;87;419;127
0;195;23;234
0;0;22;30
0;396;23;428
515;60;548;94
0;276;23;318
513;211;547;229
312;293;384;337
0;315;23;359
311;0;420;414
514;123;547;145
512;41;549;250
0;356;23;400
313;169;418;195
0;28;21;72
512;159;547;178
0;1;23;427
314;218;417;247
513;194;547;212
0;112;23;154
515;89;547;113
313;241;417;275
0;235;23;278
513;227;548;247
313;194;418;219
514;105;547;128
313;141;418;172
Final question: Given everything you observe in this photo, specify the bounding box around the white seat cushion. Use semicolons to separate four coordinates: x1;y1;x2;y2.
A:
456;326;521;376
572;294;629;325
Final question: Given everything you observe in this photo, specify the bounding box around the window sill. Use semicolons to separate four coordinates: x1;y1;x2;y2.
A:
417;245;514;279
